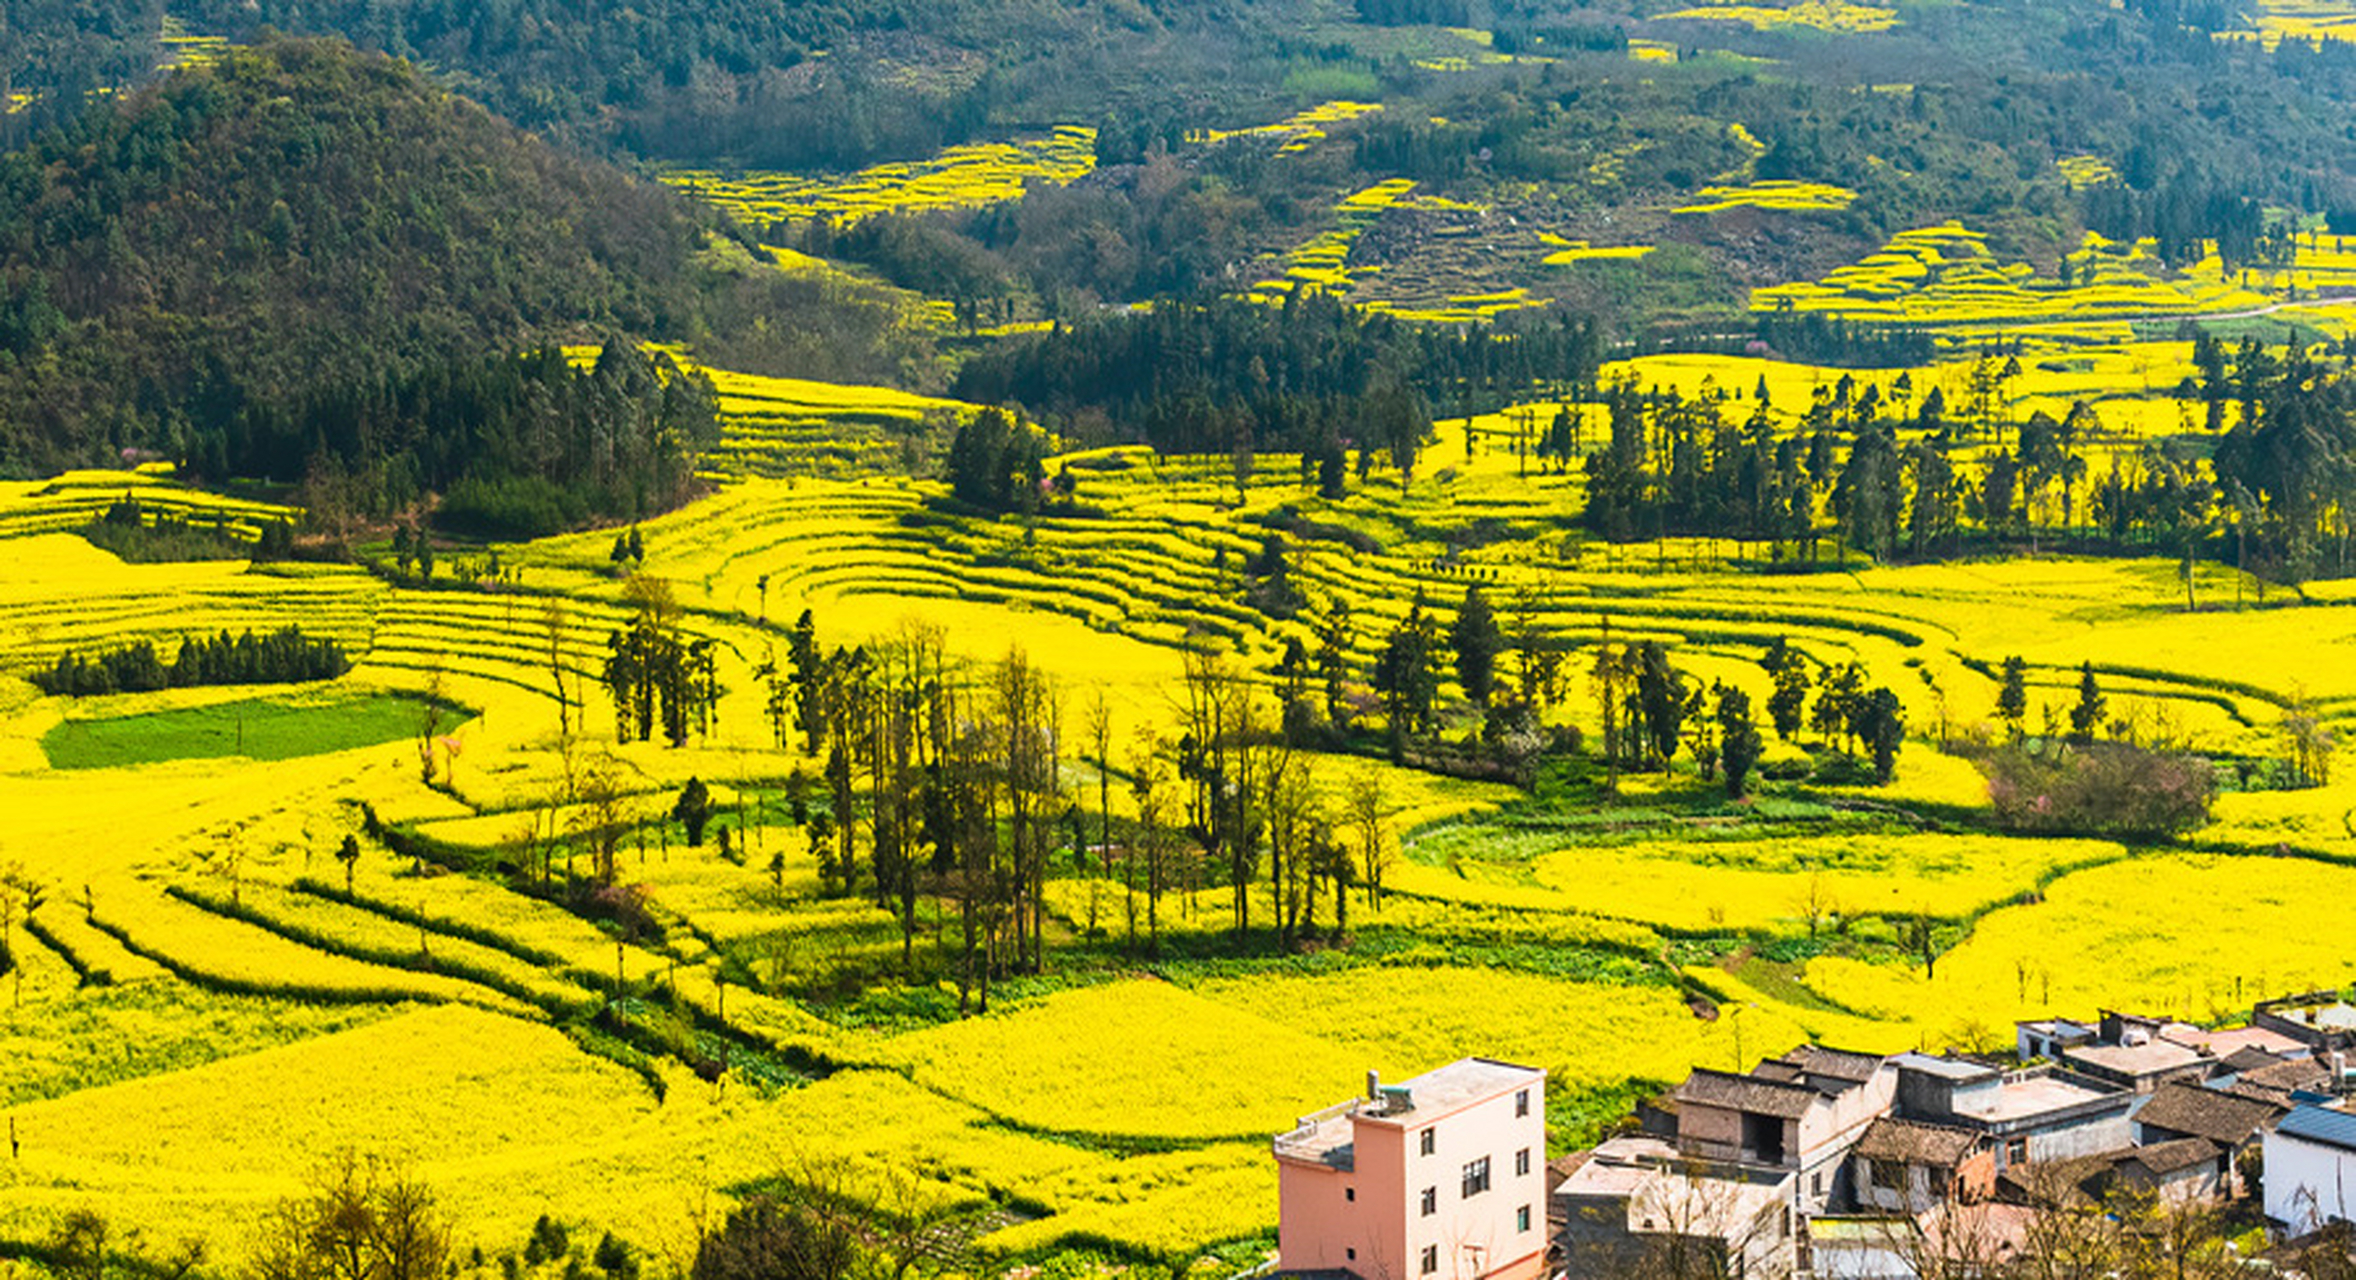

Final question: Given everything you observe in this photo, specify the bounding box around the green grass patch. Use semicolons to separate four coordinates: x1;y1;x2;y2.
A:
42;689;460;769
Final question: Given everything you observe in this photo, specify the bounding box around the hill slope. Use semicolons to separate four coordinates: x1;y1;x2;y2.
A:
0;37;927;479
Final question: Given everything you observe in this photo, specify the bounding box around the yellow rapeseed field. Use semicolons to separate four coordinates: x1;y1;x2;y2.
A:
660;127;1096;227
6;360;2356;1270
1657;1;1899;33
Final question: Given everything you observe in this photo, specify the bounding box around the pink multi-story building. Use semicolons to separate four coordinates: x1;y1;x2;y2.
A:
1273;1059;1549;1280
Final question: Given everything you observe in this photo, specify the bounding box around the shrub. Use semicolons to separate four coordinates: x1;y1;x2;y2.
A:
1982;741;2214;839
436;474;590;539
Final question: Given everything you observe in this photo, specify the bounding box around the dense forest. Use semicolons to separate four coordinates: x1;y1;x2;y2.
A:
0;0;1336;168
263;342;722;538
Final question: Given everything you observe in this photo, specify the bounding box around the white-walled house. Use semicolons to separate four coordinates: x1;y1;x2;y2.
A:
1274;1060;1550;1280
2264;1105;2356;1234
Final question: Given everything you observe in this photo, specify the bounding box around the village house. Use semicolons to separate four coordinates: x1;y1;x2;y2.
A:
2218;1052;2338;1107
2158;1021;2311;1060
2048;1011;2209;1093
2058;1039;2208;1093
2103;1137;2227;1205
1552;1134;1797;1280
2254;989;2356;1062
1273;1059;1549;1280
1846;1118;1993;1215
2263;1104;2356;1235
1551;1046;1894;1279
2014;1019;2096;1063
1669;1046;1897;1212
1890;1054;2133;1172
2129;1080;2283;1197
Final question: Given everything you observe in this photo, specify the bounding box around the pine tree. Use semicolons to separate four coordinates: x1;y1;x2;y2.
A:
1861;687;1906;783
1450;585;1503;707
1763;638;1811;740
674;777;713;846
2069;661;2106;742
1718;683;1764;799
1998;655;2029;738
1630;641;1687;771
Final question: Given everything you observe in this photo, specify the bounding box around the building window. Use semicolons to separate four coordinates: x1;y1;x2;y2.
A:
1421;1187;1437;1216
1347;1250;1356;1262
1812;1171;1823;1198
1421;1246;1439;1275
1345;1187;1355;1202
1463;1156;1492;1198
2006;1137;2028;1165
1515;1089;1530;1118
1517;1205;1532;1233
1515;1148;1531;1177
1421;1128;1436;1156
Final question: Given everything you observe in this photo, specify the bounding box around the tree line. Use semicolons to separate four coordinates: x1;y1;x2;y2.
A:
269;341;720;539
32;624;349;696
952;290;1604;475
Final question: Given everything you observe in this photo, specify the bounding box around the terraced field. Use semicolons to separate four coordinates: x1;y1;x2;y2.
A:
659;127;1097;228
6;355;2355;1270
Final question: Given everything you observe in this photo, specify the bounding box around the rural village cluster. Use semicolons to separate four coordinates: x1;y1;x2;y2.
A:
1269;991;2356;1279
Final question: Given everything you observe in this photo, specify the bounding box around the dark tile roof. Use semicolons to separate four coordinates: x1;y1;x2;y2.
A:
1675;1068;1818;1119
2243;1057;2333;1091
1852;1117;1983;1166
2134;1082;2283;1146
1777;1044;1887;1085
2218;1045;2288;1075
2119;1137;2221;1177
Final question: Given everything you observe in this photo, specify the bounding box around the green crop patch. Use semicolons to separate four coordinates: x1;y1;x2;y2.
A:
42;690;466;769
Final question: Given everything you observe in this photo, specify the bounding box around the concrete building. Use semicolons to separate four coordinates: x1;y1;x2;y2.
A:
2255;990;2356;1059
1274;1059;1549;1280
2015;1019;2096;1063
2158;1022;2310;1060
2263;1104;2356;1234
1891;1054;2132;1172
2059;1037;2208;1093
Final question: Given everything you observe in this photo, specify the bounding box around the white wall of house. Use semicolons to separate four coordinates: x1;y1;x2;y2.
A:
2265;1130;2356;1234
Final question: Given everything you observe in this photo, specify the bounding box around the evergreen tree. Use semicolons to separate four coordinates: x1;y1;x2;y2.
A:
2069;662;2107;742
1763;638;1811;740
1629;641;1687;771
674;778;714;846
1449;585;1503;707
1998;655;2029;738
1717;683;1764;799
1860;687;1906;783
1372;599;1441;740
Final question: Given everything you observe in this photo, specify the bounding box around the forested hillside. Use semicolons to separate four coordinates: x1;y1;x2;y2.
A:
0;0;1329;168
0;38;925;504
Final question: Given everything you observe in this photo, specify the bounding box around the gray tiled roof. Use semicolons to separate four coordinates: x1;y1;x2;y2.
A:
2134;1083;2281;1146
1675;1068;1818;1119
1852;1117;1982;1166
2121;1137;2220;1177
